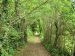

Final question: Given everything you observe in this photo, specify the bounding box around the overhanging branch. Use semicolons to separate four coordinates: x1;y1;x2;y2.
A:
28;0;49;15
10;0;49;24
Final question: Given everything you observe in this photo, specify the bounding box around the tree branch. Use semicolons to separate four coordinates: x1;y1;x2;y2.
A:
28;0;49;15
10;0;49;24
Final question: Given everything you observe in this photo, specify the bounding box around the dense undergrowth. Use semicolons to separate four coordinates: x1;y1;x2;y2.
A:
0;23;26;56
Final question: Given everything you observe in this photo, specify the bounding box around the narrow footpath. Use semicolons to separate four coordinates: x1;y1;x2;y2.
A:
15;37;51;56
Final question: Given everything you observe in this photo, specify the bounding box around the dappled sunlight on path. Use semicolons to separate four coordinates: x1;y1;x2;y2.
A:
33;36;41;43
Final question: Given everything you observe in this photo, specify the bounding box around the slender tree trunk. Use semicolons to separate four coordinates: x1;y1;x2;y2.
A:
15;0;27;43
1;0;9;54
15;0;21;48
2;0;8;20
73;30;75;56
20;19;27;43
53;21;59;47
73;46;75;56
15;0;20;17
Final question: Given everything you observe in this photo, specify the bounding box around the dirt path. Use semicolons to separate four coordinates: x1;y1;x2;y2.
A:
15;37;51;56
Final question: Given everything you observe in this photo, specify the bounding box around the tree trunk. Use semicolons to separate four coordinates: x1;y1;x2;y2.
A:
20;19;27;43
15;0;20;17
73;46;75;56
53;21;59;47
2;0;8;20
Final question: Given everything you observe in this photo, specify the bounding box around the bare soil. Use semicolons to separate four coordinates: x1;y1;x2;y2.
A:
15;37;51;56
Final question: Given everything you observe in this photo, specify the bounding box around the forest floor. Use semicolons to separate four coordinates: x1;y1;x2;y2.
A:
14;36;51;56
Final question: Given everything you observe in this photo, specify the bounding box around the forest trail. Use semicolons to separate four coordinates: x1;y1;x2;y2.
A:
15;36;51;56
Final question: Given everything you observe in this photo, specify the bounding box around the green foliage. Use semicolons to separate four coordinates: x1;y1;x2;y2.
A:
41;0;75;56
1;48;9;56
43;42;71;56
0;0;75;56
